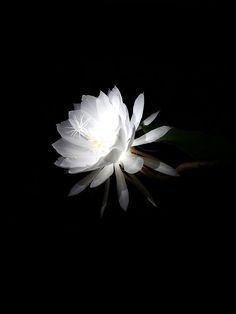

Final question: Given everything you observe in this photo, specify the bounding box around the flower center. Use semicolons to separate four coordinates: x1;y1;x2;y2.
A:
74;111;119;155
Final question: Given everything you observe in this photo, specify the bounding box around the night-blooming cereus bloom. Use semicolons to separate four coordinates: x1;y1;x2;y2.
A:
52;87;178;214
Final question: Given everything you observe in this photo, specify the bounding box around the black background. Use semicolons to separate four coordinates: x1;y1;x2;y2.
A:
9;1;235;242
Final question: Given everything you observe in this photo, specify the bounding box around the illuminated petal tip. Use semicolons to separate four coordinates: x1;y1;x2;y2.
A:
142;111;160;126
147;197;158;207
132;126;172;146
119;189;129;210
131;93;144;130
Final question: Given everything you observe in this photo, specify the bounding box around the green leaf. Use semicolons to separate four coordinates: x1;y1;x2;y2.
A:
144;125;236;161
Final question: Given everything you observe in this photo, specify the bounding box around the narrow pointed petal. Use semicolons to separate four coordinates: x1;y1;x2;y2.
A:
131;93;144;130
142;111;160;126
120;152;144;174
90;164;114;188
143;156;179;176
68;170;99;196
156;161;179;176
100;178;110;217
132;126;171;146
114;163;129;210
125;173;157;207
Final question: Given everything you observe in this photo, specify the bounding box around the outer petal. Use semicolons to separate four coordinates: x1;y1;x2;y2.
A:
55;153;99;169
132;126;171;146
114;163;129;210
143;156;179;176
120;152;144;174
68;109;96;135
67;148;121;174
131;93;144;130
90;164;114;188
155;161;179;176
96;91;111;115
56;120;91;147
68;170;100;196
108;86;123;108
52;138;92;158
142;111;160;126
78;95;99;118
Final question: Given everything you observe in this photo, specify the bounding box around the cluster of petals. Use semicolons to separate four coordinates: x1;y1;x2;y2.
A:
53;87;178;213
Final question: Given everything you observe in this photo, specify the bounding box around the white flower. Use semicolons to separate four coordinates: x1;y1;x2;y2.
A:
52;86;178;214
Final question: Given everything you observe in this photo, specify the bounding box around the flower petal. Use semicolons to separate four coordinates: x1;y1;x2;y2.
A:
52;138;91;158
79;95;98;118
90;164;114;188
68;109;96;136
96;91;111;114
131;93;144;130
67;147;122;173
120;152;144;174
68;170;100;196
55;153;99;169
109;85;121;102
142;111;160;126
143;156;179;176
56;120;91;147
108;86;133;142
113;123;127;152
132;126;171;146
155;161;179;176
114;163;129;210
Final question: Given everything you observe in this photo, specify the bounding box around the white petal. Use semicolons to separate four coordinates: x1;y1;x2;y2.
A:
131;93;144;130
56;120;91;147
120;152;144;174
68;170;99;196
68;110;95;135
108;87;132;140
67;148;122;173
143;156;179;176
100;178;110;217
112;123;127;153
114;163;129;210
68;162;103;174
96;91;111;114
142;111;160;126
52;138;89;158
90;164;114;188
108;86;123;108
132;126;171;146
55;154;99;169
80;95;98;118
103;147;122;163
156;161;179;176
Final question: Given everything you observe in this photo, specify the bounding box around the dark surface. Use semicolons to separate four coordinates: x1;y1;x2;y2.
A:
9;2;235;239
